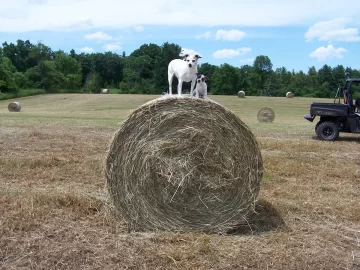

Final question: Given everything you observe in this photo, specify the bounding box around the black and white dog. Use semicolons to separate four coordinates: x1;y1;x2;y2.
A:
193;73;208;99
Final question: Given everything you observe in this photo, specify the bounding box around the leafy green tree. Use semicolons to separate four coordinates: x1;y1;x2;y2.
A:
253;55;273;90
28;42;54;64
154;42;182;93
84;71;102;93
25;60;64;91
0;56;18;92
1;39;35;72
54;51;82;89
211;63;240;95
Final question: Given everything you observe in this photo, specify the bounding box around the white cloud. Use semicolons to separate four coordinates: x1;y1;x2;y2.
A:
240;58;255;63
305;18;360;42
79;47;94;53
196;31;212;40
2;0;360;32
309;44;348;61
28;0;47;4
196;30;246;41
134;25;144;32
103;44;122;51
212;48;252;59
84;31;113;41
215;29;246;41
180;48;202;56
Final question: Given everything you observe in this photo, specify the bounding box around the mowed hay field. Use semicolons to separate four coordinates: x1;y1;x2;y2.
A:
0;94;359;270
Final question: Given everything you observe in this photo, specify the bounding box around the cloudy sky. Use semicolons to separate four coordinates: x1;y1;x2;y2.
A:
1;0;360;72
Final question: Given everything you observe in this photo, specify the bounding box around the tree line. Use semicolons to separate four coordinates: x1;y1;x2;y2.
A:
1;39;360;98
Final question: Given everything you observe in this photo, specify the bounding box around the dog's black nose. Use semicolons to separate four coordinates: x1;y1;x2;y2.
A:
201;78;204;82
188;64;192;67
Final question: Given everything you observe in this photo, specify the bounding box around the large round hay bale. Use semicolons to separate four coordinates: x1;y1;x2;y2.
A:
257;107;275;122
8;101;21;112
105;97;263;233
238;90;245;98
102;89;110;94
286;91;294;98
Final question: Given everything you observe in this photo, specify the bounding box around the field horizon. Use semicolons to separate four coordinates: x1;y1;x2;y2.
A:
1;94;359;269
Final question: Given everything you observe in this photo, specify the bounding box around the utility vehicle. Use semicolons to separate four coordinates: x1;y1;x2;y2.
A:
304;78;360;141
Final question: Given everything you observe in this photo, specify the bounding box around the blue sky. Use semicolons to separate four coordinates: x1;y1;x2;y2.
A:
1;0;360;73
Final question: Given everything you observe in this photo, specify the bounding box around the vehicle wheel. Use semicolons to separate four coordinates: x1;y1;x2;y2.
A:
315;121;322;137
316;121;339;141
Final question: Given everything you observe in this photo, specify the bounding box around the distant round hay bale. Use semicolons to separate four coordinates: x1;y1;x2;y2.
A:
105;97;263;233
8;101;21;112
238;90;245;98
102;89;110;94
257;107;275;122
286;91;294;98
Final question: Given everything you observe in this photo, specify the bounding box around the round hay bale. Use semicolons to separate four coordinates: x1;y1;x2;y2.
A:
105;97;263;233
257;107;275;123
238;90;245;98
286;91;294;98
8;101;21;112
102;89;110;94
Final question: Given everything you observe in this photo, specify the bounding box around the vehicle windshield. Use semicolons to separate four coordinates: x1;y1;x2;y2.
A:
352;81;360;99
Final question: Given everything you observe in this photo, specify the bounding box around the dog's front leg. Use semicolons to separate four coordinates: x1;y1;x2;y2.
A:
177;80;183;97
195;88;199;98
190;79;196;98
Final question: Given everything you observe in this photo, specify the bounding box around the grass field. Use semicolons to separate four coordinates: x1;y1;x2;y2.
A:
1;93;359;269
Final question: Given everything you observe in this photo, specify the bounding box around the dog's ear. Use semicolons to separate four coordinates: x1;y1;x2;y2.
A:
183;54;189;58
196;72;200;76
205;76;209;81
195;54;202;59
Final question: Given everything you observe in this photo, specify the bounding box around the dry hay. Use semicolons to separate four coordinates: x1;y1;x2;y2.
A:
286;91;294;98
257;107;275;123
105;96;263;233
8;101;21;112
238;90;245;98
102;89;110;94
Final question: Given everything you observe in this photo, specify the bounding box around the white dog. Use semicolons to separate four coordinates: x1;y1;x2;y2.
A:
168;54;201;97
193;73;208;99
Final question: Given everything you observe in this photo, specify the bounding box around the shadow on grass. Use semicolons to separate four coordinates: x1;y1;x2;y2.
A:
311;135;360;142
227;199;285;235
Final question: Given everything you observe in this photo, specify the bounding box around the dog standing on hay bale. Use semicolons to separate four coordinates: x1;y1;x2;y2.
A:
105;97;263;233
168;54;201;97
193;73;208;99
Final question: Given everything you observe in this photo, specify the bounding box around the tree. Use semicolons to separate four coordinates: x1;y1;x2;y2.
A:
25;60;64;91
54;52;82;89
84;71;102;93
0;56;18;92
28;42;54;65
211;63;240;95
153;42;182;92
253;55;273;90
2;39;35;72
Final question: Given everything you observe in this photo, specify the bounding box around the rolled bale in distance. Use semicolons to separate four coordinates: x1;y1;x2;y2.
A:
257;107;275;122
238;90;245;98
105;97;263;233
8;101;21;112
286;91;294;98
102;88;110;94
